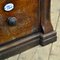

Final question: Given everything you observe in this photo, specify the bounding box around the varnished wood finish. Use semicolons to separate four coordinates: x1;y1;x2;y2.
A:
0;0;40;44
40;0;53;34
0;0;57;60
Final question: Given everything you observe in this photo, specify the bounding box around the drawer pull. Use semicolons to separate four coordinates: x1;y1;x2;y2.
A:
7;17;17;26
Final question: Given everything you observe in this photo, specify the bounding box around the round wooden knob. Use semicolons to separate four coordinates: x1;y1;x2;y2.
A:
7;17;17;26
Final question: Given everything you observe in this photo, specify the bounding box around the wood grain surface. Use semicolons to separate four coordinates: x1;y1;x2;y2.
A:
0;0;40;44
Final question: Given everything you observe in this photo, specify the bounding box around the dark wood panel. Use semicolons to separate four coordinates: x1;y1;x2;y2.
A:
0;0;40;44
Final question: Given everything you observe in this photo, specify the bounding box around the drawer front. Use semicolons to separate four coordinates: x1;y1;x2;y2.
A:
0;0;40;44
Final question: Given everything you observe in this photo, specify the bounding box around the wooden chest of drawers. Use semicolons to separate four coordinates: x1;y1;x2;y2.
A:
0;0;57;60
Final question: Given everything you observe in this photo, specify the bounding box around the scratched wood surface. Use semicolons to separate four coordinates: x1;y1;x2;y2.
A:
4;0;60;60
0;0;40;44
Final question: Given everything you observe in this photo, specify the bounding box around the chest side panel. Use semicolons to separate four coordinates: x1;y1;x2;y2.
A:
0;0;40;44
